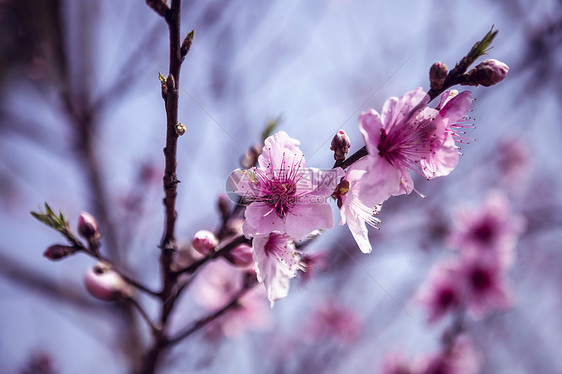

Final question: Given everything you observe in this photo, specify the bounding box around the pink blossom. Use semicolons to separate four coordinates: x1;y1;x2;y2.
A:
195;259;270;337
415;338;481;374
381;353;415;374
497;137;530;192
459;255;513;319
299;251;329;282
448;191;525;268
304;298;363;344
229;131;343;239
420;90;473;179
337;158;382;253
358;88;445;204
224;243;253;268
252;232;303;306
416;261;463;323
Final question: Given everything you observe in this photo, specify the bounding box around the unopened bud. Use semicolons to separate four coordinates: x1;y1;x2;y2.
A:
429;62;448;89
240;145;261;169
77;211;101;240
84;262;132;301
330;130;351;162
192;230;218;255
468;59;509;87
217;194;231;221
224;243;253;268
43;244;76;261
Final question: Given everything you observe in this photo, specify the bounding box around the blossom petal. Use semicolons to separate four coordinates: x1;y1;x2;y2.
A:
440;91;472;127
381;87;429;131
252;234;299;306
359;155;405;205
258;131;304;176
243;201;333;239
421;132;459;179
346;211;372;253
358;109;383;157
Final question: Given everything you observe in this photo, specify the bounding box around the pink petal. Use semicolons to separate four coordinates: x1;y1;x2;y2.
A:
358;109;383;156
258;131;304;176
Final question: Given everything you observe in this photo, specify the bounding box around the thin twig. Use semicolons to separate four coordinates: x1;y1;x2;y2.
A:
167;281;258;345
128;297;161;336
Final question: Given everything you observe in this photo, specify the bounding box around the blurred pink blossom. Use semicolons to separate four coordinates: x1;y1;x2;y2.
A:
304;298;363;344
417;261;463;323
195;259;271;337
299;251;329;282
381;353;415;374
497;137;531;192
415;338;481;374
448;191;525;268
459;255;513;319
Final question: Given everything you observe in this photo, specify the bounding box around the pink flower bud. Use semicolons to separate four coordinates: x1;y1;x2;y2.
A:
43;244;75;261
224;243;253;268
330;130;351;161
84;262;132;301
77;211;101;240
192;230;218;255
471;59;509;87
429;61;448;89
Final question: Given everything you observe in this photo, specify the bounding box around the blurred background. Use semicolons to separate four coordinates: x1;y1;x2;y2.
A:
1;0;561;373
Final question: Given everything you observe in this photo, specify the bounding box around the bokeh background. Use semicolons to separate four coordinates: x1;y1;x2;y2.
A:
1;0;561;373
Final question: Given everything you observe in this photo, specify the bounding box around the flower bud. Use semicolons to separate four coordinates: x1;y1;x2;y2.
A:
330;130;351;162
217;194;231;222
77;211;101;240
43;244;75;261
192;230;218;255
470;59;509;87
240;145;261;169
429;61;448;89
224;243;253;268
84;262;132;301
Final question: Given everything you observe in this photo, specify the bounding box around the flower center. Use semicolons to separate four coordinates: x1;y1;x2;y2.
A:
470;268;492;291
263;178;297;218
377;112;439;174
471;218;495;245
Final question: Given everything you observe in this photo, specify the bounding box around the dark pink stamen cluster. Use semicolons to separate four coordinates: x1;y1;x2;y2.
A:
253;152;304;219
